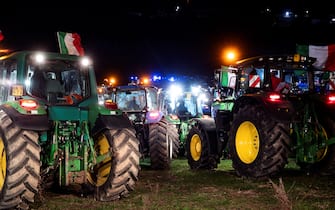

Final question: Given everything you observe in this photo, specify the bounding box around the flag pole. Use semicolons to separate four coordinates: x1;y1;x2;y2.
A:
56;32;62;54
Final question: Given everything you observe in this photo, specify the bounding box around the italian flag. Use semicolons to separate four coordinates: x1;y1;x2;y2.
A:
57;31;84;56
220;66;236;88
296;44;335;71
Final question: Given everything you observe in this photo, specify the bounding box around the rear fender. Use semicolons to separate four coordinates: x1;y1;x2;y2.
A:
0;105;49;131
92;114;133;136
234;94;294;122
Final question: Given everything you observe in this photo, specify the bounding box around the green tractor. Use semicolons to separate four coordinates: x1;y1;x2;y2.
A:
186;54;335;178
164;84;212;156
112;83;180;169
0;51;141;209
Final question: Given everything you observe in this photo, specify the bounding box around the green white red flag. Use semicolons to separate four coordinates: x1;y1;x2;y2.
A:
296;44;335;71
220;66;236;88
57;31;84;56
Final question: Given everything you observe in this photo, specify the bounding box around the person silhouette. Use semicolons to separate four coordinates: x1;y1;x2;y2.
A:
128;96;140;110
176;100;188;115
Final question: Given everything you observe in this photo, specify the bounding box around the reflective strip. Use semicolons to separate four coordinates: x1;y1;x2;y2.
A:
249;75;261;88
329;79;335;90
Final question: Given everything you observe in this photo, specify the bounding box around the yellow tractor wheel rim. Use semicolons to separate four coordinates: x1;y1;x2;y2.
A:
87;134;111;187
316;127;328;161
0;137;6;190
235;121;260;164
190;134;202;161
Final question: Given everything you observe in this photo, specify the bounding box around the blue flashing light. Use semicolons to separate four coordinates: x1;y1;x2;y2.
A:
153;75;162;81
168;77;175;82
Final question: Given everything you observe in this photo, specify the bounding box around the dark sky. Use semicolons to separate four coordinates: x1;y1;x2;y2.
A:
1;1;335;84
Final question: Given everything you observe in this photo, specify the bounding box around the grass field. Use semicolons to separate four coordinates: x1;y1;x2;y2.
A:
32;158;335;210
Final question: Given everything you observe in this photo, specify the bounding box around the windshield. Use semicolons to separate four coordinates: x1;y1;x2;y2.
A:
237;61;314;95
26;58;90;104
115;89;146;111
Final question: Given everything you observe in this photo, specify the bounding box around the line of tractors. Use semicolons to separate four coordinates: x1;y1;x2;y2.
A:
1;49;335;209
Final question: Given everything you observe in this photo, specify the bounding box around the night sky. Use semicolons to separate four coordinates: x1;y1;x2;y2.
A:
1;1;335;84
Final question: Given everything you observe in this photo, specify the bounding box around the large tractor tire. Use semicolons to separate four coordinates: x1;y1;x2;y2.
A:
149;118;180;170
228;104;291;179
186;121;218;169
0;110;41;210
309;118;335;175
86;127;141;201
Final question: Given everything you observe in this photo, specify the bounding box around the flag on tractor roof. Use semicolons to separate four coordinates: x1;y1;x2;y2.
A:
57;31;84;56
220;66;236;88
296;44;335;71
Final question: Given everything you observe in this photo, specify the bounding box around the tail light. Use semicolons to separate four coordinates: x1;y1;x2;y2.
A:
146;111;163;123
104;100;118;109
19;99;38;111
148;111;160;120
327;94;335;104
267;93;281;102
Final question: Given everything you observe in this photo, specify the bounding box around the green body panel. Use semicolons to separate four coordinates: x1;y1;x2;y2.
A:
0;50;122;187
179;120;196;146
48;106;88;121
206;56;335;168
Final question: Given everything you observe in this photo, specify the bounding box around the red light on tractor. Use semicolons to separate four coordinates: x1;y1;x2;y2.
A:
327;95;335;104
146;111;163;123
148;111;160;119
104;100;118;110
19;99;38;110
268;93;281;102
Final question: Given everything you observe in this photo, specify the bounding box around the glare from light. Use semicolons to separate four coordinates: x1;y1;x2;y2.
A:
168;77;175;82
153;75;161;81
227;52;235;60
198;93;208;102
142;77;150;84
168;84;183;110
222;47;239;64
35;53;45;64
191;85;201;96
81;57;91;66
25;80;31;87
283;10;293;18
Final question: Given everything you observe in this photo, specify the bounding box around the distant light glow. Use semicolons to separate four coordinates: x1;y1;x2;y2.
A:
191;85;201;96
168;77;175;82
222;47;239;64
283;10;293;18
153;75;161;81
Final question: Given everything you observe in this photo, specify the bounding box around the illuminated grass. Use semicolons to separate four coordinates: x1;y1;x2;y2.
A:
33;158;335;210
